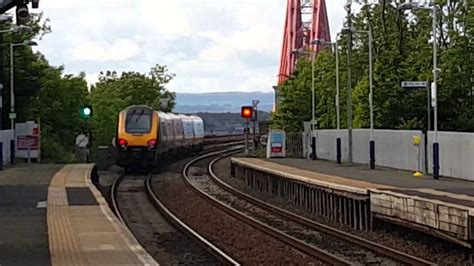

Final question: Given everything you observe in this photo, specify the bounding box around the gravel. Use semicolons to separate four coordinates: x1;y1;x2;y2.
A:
152;159;324;265
96;164;219;265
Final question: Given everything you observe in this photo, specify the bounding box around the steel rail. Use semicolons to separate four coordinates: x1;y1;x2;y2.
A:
110;174;127;225
208;152;435;266
145;171;239;266
182;149;351;265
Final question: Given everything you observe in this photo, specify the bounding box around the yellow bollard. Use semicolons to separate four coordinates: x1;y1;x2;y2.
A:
412;136;423;177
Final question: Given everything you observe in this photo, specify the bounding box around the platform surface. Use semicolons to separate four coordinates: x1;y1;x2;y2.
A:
47;164;157;266
232;157;474;208
0;164;62;266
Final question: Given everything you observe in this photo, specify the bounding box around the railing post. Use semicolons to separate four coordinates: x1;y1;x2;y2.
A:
433;142;439;179
0;141;3;170
336;137;342;164
10;139;15;165
369;140;375;169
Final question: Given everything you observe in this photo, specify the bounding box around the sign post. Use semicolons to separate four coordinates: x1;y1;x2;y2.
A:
401;81;431;174
252;100;259;151
241;106;253;156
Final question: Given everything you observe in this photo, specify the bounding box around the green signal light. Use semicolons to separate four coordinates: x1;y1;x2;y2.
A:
80;105;93;120
83;107;91;116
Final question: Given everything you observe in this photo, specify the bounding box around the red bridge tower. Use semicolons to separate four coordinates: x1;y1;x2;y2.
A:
277;0;331;85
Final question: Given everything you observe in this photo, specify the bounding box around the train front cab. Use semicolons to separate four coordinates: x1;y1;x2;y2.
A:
116;106;159;168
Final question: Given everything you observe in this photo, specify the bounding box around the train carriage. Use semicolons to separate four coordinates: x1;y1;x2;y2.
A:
157;112;175;153
180;114;195;148
168;113;185;149
190;115;205;151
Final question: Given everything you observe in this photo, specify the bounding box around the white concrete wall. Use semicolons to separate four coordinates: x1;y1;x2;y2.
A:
314;129;424;172
428;131;474;181
0;130;14;165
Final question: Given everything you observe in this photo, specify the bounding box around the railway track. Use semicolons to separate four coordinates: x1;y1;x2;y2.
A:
183;150;435;265
110;157;238;265
152;147;325;265
178;148;349;265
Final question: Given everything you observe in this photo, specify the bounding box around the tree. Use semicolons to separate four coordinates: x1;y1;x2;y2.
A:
273;1;474;133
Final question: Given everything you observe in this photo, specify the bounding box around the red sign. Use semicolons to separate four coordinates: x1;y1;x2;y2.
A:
271;146;282;153
17;136;39;150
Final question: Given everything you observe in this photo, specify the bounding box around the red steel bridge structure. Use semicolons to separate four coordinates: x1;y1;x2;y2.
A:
278;0;331;85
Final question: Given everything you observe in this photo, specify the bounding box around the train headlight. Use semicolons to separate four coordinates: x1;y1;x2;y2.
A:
148;139;157;149
118;138;128;148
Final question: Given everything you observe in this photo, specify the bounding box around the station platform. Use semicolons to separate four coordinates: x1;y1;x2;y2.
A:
0;163;156;265
231;157;474;248
47;164;157;265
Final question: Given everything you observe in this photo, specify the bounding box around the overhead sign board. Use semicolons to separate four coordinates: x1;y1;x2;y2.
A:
401;81;428;88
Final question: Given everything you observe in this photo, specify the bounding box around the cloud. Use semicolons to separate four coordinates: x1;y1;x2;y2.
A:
72;39;140;62
37;0;349;93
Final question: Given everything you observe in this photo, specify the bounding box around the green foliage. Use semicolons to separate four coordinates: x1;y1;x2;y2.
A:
273;1;474;132
89;66;176;146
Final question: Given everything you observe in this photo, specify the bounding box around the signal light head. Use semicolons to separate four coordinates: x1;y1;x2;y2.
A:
241;106;253;119
80;105;93;120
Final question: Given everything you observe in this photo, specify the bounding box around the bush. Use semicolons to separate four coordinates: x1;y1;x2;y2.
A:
40;135;75;163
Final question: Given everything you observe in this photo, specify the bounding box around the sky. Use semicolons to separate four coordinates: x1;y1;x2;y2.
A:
32;0;362;93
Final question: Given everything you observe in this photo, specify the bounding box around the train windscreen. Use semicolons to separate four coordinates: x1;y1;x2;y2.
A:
126;108;152;133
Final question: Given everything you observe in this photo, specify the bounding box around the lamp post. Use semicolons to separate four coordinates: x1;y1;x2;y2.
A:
311;38;342;164
0;24;31;130
342;24;375;168
10;40;37;130
292;48;317;159
399;2;440;179
351;28;375;169
344;0;354;165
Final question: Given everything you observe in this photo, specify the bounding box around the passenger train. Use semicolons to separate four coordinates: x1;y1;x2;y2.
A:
116;105;205;169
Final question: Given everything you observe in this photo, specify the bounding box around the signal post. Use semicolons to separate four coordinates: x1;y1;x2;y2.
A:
241;106;253;156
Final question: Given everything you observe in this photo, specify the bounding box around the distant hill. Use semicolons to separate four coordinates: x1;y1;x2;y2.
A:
173;91;274;113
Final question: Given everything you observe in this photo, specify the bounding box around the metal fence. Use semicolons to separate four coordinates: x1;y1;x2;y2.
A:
286;132;304;158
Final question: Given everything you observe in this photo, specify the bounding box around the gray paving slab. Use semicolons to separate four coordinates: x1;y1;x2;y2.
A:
265;158;474;192
0;163;62;266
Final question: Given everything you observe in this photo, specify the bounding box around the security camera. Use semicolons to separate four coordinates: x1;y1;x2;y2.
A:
16;4;29;25
32;0;39;9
